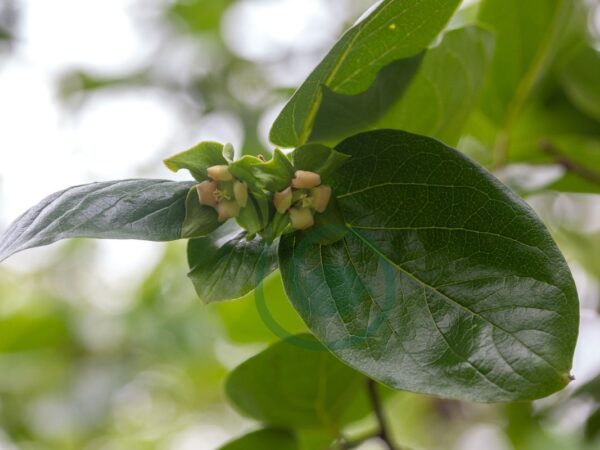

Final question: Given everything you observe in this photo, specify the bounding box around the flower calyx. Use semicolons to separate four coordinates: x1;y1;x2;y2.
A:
197;165;248;222
274;170;332;230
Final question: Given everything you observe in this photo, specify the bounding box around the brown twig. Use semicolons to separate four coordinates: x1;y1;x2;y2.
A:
540;139;600;185
367;379;397;450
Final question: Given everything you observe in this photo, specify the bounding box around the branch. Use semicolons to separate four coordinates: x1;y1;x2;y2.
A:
367;379;397;450
540;140;600;185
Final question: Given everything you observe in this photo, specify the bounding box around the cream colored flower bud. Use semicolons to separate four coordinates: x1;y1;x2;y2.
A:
310;185;332;213
207;165;233;181
274;187;293;214
289;207;314;230
196;180;218;207
217;200;240;222
233;181;248;207
291;170;321;189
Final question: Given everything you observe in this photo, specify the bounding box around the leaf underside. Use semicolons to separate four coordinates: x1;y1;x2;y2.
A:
279;130;579;402
187;225;278;303
0;179;194;262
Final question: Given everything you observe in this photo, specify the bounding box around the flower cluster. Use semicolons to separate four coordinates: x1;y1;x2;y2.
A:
274;170;332;230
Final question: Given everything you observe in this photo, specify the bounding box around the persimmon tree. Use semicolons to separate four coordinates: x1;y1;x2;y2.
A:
2;0;597;448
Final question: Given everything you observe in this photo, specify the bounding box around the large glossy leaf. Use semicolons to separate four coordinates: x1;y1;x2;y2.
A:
310;26;494;146
279;130;579;402
187;225;278;303
225;334;369;429
269;0;462;147
219;429;298;450
0;179;194;263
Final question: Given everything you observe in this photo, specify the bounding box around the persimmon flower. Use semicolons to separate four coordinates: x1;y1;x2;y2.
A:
273;170;332;230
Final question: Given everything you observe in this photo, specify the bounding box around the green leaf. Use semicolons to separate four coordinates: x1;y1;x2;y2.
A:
187;225;277;303
308;53;424;143
181;186;221;238
478;0;575;125
229;149;295;192
375;26;495;145
279;130;579;402
0;179;194;263
291;144;350;181
559;45;600;123
225;334;368;429
269;0;462;147
236;191;271;235
219;429;298;450
164;141;227;181
310;26;495;146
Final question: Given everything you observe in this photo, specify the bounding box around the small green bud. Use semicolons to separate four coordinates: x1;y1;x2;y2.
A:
217;200;240;222
292;170;321;189
274;187;293;214
233;181;248;207
310;185;332;213
289;207;314;230
207;165;233;181
196;180;218;207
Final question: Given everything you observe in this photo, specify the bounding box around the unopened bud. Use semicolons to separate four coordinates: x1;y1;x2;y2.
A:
207;165;233;181
289;207;314;230
274;187;293;214
310;185;332;213
292;170;321;189
217;200;240;222
196;180;218;207
233;181;248;207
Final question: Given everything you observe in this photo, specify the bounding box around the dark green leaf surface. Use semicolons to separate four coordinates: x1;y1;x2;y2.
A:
219;429;298;450
269;0;462;147
164;141;227;181
375;26;494;145
226;334;367;429
0;179;194;263
279;130;579;402
187;226;277;303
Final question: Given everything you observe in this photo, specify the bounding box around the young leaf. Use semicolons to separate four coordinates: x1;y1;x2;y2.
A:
225;334;368;429
236;191;271;235
187;226;277;303
181;186;221;238
229;149;295;192
164;141;227;181
0;180;194;263
269;0;463;147
279;130;579;402
291;143;350;181
219;429;298;450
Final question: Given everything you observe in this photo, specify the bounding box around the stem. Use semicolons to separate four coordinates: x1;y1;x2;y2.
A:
367;379;397;450
540;140;600;185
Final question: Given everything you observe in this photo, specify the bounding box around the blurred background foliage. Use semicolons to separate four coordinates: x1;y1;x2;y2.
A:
0;0;600;449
